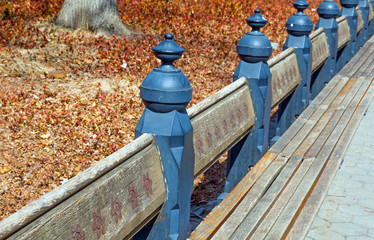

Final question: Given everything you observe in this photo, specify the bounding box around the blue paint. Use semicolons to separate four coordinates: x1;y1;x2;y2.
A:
312;0;339;99
223;9;272;195
357;0;370;49
283;0;313;111
337;0;359;73
135;33;194;240
272;0;313;145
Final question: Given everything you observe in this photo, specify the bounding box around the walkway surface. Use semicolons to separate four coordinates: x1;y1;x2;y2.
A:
306;87;374;239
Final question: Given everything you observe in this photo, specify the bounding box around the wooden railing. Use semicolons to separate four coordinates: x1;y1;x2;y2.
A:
1;0;373;239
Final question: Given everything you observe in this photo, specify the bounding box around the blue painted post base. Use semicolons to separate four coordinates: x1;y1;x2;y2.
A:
357;0;370;50
310;62;331;100
224;9;272;198
283;35;312;114
316;0;339;77
136;109;194;240
340;5;358;56
270;88;299;145
225;128;263;191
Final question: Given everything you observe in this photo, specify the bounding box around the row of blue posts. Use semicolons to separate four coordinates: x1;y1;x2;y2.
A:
133;0;374;239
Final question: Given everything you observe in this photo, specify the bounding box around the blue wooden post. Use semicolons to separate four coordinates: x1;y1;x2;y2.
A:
134;33;194;240
357;0;370;48
311;0;340;99
283;0;313;112
341;0;359;54
336;0;359;71
223;9;272;195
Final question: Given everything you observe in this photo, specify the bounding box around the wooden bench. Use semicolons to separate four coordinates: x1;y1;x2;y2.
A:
189;36;374;240
1;3;373;240
0;76;256;240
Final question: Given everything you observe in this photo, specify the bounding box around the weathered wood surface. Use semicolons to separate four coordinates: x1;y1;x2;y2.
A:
238;75;361;239
268;48;301;107
189;77;256;177
286;50;374;239
357;7;364;33
261;47;374;239
188;152;279;240
369;0;374;23
189;38;374;240
286;76;374;240
337;16;351;50
229;74;362;239
272;40;373;155
211;156;288;240
230;156;307;240
0;134;166;240
310;28;330;72
266;76;372;240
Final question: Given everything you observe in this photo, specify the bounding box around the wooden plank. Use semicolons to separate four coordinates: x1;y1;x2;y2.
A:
353;43;374;77
369;0;374;23
241;75;362;239
249;157;314;240
188;152;278;240
277;76;353;158
337;40;374;76
187;77;247;119
265;76;370;240
286;77;374;240
230;156;309;240
190;81;256;177
233;74;362;239
3;135;166;240
270;74;348;154
292;76;361;158
210;156;288;240
310;28;330;72
268;48;301;107
357;7;364;33
337;16;351;50
271;34;374;155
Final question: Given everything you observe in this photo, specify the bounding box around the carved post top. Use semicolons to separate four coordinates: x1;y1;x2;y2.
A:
237;9;272;63
286;0;313;36
341;0;359;8
318;0;340;19
140;33;192;113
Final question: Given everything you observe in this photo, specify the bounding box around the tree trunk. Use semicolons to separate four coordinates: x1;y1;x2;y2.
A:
55;0;131;36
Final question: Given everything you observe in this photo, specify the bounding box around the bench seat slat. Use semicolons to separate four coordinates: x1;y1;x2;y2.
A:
270;40;374;154
230;74;364;239
188;152;279;240
265;75;373;239
190;38;374;240
210;156;288;240
287;77;374;239
231;155;309;240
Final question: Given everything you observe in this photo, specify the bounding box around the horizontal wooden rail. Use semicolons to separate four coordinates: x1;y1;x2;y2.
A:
337;16;351;50
268;48;301;108
188;77;256;177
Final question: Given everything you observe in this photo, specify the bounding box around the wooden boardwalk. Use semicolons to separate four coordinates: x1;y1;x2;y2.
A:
189;36;374;240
